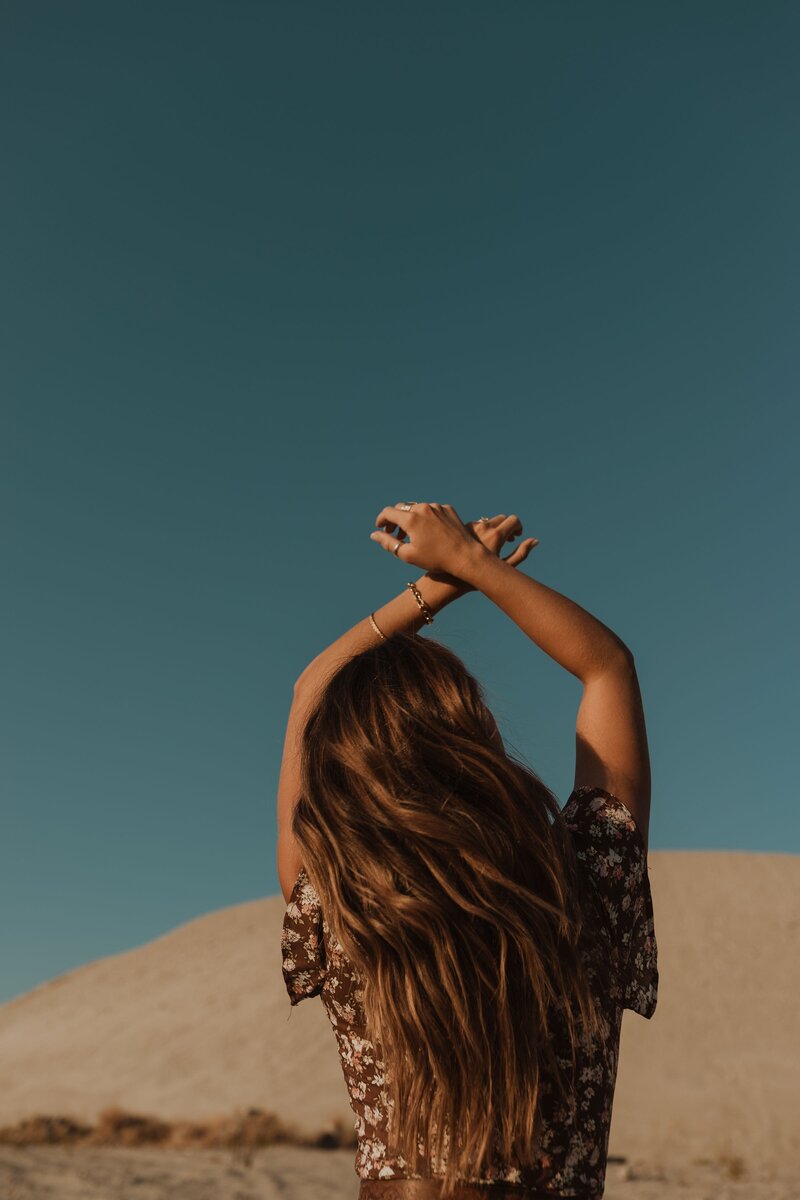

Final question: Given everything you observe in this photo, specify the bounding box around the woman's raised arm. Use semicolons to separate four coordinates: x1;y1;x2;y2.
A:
457;542;651;850
277;570;466;901
369;503;649;846
458;544;631;681
277;508;538;899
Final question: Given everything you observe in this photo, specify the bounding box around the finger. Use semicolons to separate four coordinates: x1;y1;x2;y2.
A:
378;520;408;540
468;515;498;534
469;514;506;532
503;537;538;565
503;537;538;563
390;503;415;535
376;504;419;530
369;529;410;559
497;513;523;542
502;544;525;566
376;506;409;539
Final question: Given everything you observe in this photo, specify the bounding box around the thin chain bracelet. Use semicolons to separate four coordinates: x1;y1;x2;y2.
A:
368;611;387;640
406;580;435;624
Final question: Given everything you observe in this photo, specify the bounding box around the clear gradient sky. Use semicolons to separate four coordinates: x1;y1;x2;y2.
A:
2;2;798;1005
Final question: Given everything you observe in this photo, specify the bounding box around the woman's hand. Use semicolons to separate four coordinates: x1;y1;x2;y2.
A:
427;512;539;592
369;502;538;588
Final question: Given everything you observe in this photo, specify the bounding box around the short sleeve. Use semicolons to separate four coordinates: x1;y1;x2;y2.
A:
281;867;328;1006
561;785;658;1018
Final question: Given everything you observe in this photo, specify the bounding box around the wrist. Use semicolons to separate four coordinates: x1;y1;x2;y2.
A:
454;542;498;589
415;572;467;612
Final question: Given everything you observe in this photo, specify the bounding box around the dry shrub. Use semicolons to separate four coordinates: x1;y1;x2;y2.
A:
0;1106;352;1151
309;1116;358;1150
166;1119;216;1149
717;1152;747;1180
170;1107;300;1149
86;1106;171;1146
0;1115;91;1146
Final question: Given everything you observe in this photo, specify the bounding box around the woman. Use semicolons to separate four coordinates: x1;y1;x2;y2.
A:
278;502;657;1200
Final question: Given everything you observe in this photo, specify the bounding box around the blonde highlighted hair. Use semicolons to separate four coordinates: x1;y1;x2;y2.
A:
292;631;608;1196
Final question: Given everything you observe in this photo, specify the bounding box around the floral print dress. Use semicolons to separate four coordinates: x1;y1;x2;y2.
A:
280;785;658;1197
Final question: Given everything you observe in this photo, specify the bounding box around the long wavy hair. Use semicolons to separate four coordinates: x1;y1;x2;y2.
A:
291;630;610;1195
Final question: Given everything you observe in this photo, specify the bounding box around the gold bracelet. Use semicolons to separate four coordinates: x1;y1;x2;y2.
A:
368;611;387;641
406;580;435;624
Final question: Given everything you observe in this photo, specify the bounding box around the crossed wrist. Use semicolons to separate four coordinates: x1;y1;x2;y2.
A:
416;572;466;610
453;541;493;588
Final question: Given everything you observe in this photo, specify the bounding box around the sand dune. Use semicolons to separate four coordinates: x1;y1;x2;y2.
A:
1;850;798;1174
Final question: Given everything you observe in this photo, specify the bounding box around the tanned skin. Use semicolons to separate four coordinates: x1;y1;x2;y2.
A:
277;502;650;902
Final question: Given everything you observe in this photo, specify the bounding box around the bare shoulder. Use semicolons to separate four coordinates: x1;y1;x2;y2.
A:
573;654;652;855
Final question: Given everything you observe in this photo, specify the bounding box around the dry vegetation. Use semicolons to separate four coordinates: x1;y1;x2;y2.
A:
0;1106;358;1152
0;1113;759;1187
0;1113;757;1184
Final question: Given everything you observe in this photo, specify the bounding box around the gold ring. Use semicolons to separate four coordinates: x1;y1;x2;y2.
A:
393;540;403;555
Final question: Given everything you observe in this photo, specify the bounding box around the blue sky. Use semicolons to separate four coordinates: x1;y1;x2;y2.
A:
2;2;797;1004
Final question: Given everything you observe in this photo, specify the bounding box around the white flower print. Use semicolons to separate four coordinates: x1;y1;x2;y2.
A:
281;784;657;1197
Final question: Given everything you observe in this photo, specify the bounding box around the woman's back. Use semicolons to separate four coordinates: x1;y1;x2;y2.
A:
281;783;658;1199
279;502;657;1198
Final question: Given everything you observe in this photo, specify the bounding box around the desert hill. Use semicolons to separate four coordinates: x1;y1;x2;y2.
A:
1;851;797;1170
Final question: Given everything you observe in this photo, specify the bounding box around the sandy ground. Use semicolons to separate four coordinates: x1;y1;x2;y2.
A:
1;1146;799;1200
1;850;798;1195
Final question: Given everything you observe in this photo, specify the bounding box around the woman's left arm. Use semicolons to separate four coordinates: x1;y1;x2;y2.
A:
277;507;537;901
276;571;466;901
295;570;467;694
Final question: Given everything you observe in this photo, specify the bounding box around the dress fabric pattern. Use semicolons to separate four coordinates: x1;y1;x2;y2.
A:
280;785;658;1198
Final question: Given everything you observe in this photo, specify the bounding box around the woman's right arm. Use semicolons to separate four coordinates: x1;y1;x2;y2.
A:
458;546;652;851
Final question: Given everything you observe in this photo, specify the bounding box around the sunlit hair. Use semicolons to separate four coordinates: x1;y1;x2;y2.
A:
292;630;610;1196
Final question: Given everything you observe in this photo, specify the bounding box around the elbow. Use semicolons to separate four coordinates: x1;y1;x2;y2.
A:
612;641;637;672
579;638;637;687
294;660;315;692
293;660;320;697
293;673;309;697
594;638;636;679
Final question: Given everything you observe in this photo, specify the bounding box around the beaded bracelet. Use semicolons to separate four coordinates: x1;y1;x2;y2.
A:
406;580;435;624
368;612;387;641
